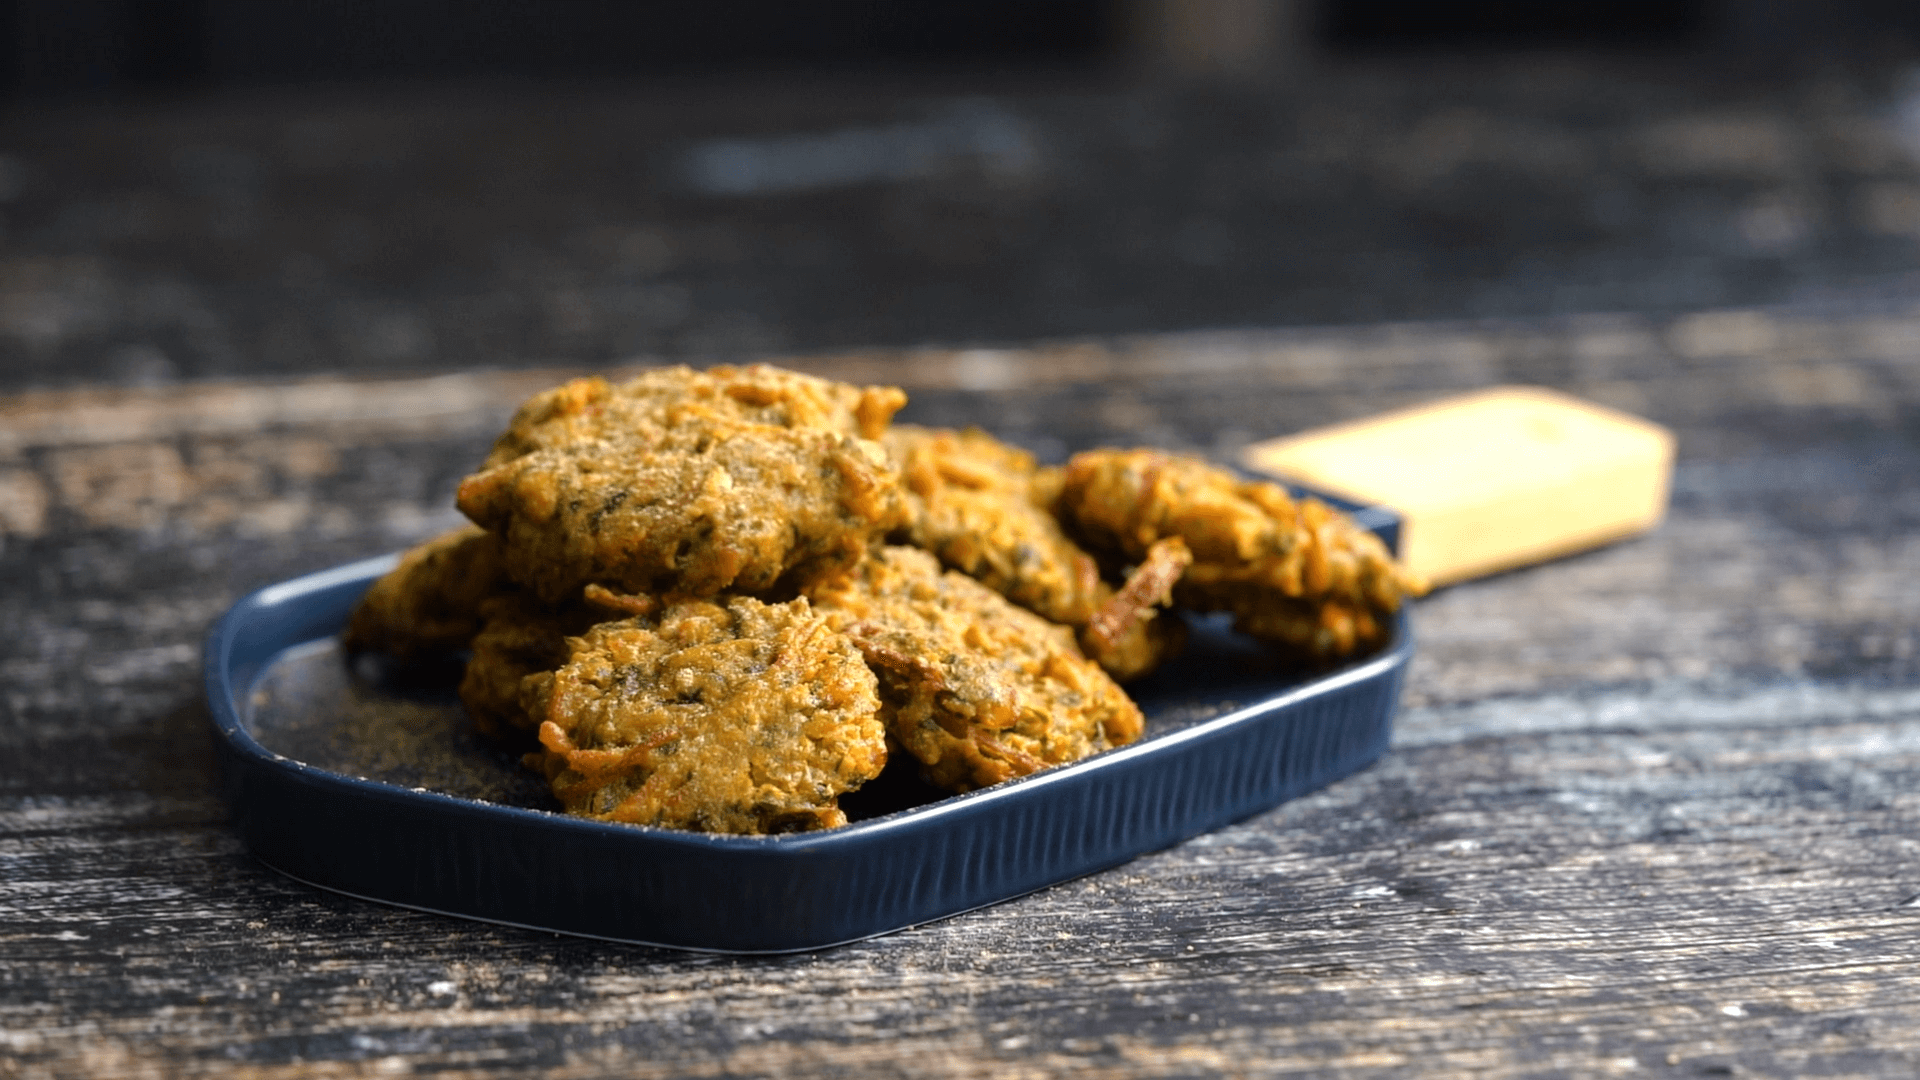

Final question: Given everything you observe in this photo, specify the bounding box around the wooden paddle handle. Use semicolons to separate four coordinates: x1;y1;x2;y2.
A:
1243;386;1675;587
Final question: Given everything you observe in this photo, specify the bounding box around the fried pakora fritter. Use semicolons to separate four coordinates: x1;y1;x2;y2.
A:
805;546;1143;793
458;584;699;739
884;425;1182;682
480;363;906;467
1058;449;1425;662
346;362;1439;834
887;425;1105;623
1080;536;1193;677
521;595;887;833
342;525;507;658
456;592;601;739
457;367;908;603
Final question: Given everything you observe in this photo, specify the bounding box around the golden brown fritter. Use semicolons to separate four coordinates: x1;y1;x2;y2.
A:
521;595;887;834
342;525;507;658
885;425;1181;682
1078;613;1185;686
457;584;688;739
1080;536;1193;679
805;546;1143;793
482;364;906;468
887;425;1106;624
456;592;603;739
457;367;909;604
1058;449;1425;662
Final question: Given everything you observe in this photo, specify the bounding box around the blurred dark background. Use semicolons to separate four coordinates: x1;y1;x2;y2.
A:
5;0;1920;390
13;1;1920;96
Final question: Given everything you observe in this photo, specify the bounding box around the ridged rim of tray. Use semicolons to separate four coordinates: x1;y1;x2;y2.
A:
206;550;1411;954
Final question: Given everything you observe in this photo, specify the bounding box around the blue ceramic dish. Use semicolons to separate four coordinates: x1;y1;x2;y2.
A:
205;507;1411;953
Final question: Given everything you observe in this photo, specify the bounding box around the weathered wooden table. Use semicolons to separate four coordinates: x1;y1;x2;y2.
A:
5;301;1918;1077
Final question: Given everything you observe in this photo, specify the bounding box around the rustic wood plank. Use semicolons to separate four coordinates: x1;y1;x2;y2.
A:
5;703;1919;1077
4;300;1919;1077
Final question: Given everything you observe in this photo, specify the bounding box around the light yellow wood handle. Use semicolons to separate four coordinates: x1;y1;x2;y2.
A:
1242;386;1675;587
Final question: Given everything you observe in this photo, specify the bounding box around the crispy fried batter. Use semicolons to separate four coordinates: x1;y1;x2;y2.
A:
459;583;696;739
885;425;1181;682
349;365;1432;831
342;525;507;658
1059;449;1425;662
887;425;1106;624
521;596;887;833
456;592;603;738
805;546;1143;793
1084;537;1191;649
1081;536;1193;678
1078;610;1186;686
482;364;906;468
457;367;909;603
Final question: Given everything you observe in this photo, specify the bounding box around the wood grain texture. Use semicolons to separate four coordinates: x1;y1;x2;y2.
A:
4;304;1920;1077
6;57;1920;396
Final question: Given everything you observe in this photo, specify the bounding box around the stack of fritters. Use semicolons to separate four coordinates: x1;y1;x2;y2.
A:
346;364;1423;834
805;546;1142;793
884;426;1189;683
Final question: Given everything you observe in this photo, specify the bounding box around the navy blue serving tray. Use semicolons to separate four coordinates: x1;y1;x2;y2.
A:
206;518;1411;953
